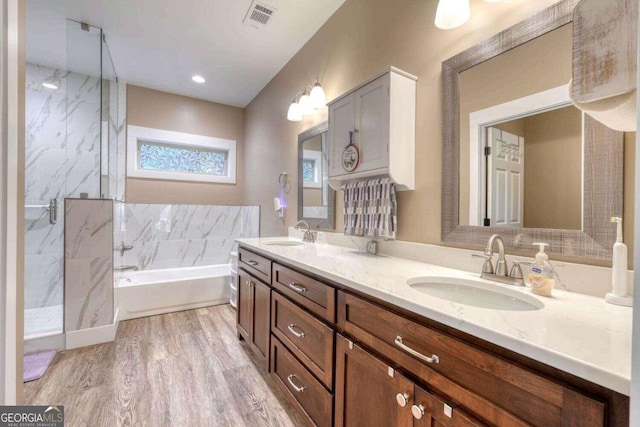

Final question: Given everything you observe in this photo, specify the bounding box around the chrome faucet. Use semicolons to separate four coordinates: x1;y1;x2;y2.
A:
114;265;139;271
115;241;134;257
472;234;524;286
295;220;316;243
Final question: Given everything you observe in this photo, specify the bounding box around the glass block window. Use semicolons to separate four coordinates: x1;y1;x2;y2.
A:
138;141;227;176
302;160;315;182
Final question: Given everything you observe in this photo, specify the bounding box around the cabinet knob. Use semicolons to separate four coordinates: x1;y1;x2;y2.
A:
411;404;425;420
396;392;410;408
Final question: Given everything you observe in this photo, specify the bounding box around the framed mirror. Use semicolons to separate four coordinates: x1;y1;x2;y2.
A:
298;122;335;229
441;0;624;260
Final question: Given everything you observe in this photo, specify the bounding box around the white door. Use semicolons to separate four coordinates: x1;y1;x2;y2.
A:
328;93;355;177
487;128;524;227
354;74;390;173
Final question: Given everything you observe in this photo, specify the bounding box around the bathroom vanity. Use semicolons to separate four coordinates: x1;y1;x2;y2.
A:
236;239;630;427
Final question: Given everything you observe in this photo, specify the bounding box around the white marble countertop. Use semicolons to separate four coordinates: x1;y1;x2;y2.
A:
236;237;633;396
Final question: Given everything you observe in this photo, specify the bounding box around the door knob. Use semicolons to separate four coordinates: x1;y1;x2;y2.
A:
411;404;425;420
396;392;410;407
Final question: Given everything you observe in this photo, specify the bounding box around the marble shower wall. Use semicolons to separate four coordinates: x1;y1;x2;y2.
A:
25;63;101;310
121;204;260;270
64;199;113;331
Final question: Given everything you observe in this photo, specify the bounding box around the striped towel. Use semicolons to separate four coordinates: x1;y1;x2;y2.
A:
344;177;396;240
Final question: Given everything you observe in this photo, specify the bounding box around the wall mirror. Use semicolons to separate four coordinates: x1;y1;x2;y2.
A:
298;122;335;230
442;0;624;260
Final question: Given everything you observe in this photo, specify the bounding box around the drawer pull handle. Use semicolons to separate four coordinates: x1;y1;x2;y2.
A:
396;392;410;407
286;374;306;393
394;336;440;364
288;282;307;293
287;324;306;338
247;260;258;266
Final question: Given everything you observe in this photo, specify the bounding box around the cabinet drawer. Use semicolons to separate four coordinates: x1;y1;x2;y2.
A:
338;291;605;427
272;292;335;389
271;336;333;427
272;263;336;323
239;248;272;284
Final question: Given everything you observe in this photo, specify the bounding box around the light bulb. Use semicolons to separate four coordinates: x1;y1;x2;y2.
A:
287;100;303;121
299;92;313;115
310;82;326;109
435;0;470;30
192;75;206;83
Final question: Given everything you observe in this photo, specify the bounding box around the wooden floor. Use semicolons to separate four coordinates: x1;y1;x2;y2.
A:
24;305;307;427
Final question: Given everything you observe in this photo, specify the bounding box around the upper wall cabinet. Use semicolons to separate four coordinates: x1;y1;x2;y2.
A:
327;67;417;191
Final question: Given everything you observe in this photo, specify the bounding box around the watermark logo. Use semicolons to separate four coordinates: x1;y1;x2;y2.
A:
0;406;64;427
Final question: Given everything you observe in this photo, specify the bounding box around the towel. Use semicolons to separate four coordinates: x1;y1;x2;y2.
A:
344;177;396;240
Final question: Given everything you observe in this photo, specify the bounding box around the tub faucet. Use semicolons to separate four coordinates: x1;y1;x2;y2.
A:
472;234;524;286
114;265;139;271
295;220;316;243
115;241;133;257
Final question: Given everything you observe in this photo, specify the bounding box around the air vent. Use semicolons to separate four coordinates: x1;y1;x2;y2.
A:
243;0;278;29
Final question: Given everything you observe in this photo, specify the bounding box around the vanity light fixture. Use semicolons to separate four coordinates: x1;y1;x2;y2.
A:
42;82;58;90
435;0;470;30
310;79;326;109
192;75;206;83
298;89;314;116
287;93;303;122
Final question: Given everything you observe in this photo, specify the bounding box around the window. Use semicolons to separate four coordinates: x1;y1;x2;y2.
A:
302;149;322;188
127;125;236;184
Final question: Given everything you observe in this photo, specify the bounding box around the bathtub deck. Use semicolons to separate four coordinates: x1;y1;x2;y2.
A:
24;304;308;426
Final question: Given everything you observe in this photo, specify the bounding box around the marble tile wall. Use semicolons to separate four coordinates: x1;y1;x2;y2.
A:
64;199;113;331
121;204;259;270
25;63;101;310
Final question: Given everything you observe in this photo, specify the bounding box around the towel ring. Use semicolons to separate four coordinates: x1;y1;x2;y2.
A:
279;172;289;190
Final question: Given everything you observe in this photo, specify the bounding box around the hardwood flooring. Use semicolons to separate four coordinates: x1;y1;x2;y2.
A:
24;305;308;427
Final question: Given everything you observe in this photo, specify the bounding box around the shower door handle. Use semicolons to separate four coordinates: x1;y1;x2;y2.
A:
48;198;57;225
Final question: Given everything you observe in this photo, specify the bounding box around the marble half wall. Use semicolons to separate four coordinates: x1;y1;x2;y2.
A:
122;204;259;270
65;199;113;332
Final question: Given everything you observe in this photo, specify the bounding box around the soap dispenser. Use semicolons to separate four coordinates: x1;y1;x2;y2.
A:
528;243;555;297
605;217;632;306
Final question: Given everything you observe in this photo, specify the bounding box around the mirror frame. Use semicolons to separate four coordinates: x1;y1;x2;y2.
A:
298;122;335;230
441;0;623;260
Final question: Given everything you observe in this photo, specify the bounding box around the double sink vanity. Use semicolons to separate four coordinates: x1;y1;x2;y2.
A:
235;237;630;427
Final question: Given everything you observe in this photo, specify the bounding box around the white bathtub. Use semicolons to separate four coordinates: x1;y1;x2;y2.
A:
116;264;231;320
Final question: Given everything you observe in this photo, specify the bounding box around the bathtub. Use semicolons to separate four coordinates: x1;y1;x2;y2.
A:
116;264;231;320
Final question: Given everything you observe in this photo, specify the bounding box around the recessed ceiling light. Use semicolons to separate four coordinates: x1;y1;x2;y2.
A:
42;82;58;90
192;75;206;83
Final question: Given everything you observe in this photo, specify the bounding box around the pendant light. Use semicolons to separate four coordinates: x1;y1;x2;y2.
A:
435;0;470;30
287;94;303;122
310;79;327;109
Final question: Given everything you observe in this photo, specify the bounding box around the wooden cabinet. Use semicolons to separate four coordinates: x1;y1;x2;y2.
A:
335;334;482;427
327;67;416;191
337;291;607;426
236;246;628;427
237;269;271;368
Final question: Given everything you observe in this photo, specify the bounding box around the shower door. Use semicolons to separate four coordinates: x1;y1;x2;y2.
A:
24;19;102;339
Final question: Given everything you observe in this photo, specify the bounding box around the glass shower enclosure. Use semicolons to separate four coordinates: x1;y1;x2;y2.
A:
24;17;119;341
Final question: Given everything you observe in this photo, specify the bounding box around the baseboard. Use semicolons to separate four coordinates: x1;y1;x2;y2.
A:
65;322;118;350
118;298;229;321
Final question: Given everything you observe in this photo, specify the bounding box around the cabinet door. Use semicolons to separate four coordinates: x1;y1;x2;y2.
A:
237;270;253;341
251;278;271;364
413;385;486;427
328;93;356;178
335;334;414;427
354;74;390;173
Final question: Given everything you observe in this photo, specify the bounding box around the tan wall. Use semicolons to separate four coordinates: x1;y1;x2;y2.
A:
522;107;582;230
126;85;245;205
242;0;635;265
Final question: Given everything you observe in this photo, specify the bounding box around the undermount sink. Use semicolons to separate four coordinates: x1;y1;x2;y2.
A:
408;276;544;311
263;240;305;247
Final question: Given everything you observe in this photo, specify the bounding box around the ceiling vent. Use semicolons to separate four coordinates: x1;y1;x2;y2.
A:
243;0;278;29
